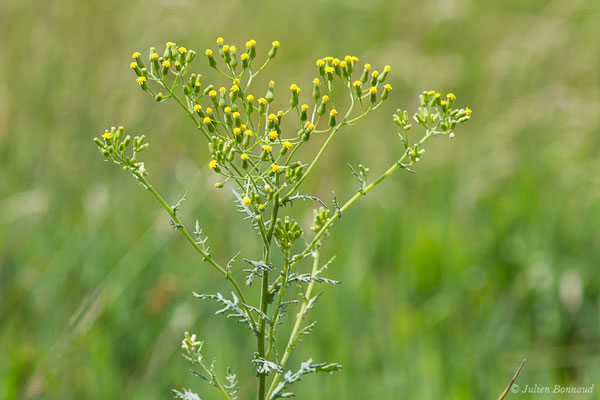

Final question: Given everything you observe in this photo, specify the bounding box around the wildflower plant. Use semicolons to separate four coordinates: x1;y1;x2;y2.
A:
94;38;471;399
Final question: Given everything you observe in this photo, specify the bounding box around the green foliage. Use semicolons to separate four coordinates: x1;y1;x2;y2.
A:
94;38;470;399
2;1;599;399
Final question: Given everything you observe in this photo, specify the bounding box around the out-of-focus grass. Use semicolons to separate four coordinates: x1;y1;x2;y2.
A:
1;0;599;399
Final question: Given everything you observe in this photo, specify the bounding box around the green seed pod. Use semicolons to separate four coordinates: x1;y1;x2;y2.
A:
317;99;328;116
203;84;215;95
230;52;238;69
268;41;280;58
186;50;196;64
218;94;227;109
360;67;369;84
265;84;275;103
258;100;266;114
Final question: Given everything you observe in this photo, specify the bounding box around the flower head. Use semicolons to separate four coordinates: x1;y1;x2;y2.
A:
136;76;147;85
283;141;293;150
208;160;218;169
271;164;281;173
243;197;252;206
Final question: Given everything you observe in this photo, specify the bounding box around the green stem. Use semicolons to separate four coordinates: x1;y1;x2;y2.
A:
266;248;321;399
257;177;280;400
268;128;436;294
133;172;257;332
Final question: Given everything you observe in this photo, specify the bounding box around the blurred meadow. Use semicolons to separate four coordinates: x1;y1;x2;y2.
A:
1;0;599;398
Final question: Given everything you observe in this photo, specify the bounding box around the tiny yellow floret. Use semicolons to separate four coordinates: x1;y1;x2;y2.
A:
301;104;309;111
330;109;337;116
219;87;226;93
240;153;249;160
209;160;218;169
324;57;333;62
283;141;292;150
269;80;275;86
434;92;441;98
332;58;340;66
384;84;392;91
151;53;159;61
268;113;278;121
174;61;181;67
369;87;377;94
205;49;213;56
353;80;361;87
364;63;371;70
244;129;254;136
372;71;379;78
340;61;347;68
166;42;173;47
427;90;435;96
246;94;255;101
230;46;236;52
269;131;279;139
345;55;352;62
263;145;272;153
162;60;171;68
465;107;472;116
384;65;391;72
258;204;264;210
203;117;212;124
136;76;147;85
206;107;213;114
272;41;280;48
313;78;320;84
325;67;334;74
233;128;242;135
447;93;456;100
307;123;315;131
258;97;267;104
351;56;359;62
290;84;300;93
195;81;201;87
241;53;249;61
102;132;112;139
209;90;217;97
217;37;224;44
224;107;232;113
130;62;137;69
232;112;240;119
440;100;447;105
271;164;281;173
322;95;330;102
193;104;202;112
231;85;240;92
178;47;187;54
132;52;141;59
222;45;230;52
316;59;325;67
243;197;252;206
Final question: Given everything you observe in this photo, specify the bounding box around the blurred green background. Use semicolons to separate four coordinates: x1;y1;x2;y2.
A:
1;0;599;399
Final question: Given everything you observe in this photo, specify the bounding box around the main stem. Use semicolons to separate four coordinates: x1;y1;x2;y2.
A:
266;248;321;399
258;180;281;400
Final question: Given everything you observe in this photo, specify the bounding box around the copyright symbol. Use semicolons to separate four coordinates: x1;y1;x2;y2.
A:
511;384;520;393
